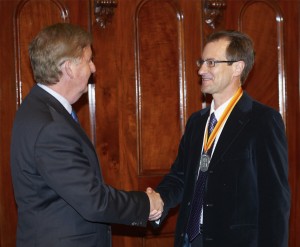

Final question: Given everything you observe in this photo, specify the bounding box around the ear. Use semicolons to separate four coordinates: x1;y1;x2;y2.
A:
233;60;245;77
62;60;74;79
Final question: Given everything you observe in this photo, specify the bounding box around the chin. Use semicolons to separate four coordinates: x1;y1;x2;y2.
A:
82;86;88;93
201;85;211;94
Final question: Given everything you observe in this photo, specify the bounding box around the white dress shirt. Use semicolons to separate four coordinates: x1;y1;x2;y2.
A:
37;83;72;114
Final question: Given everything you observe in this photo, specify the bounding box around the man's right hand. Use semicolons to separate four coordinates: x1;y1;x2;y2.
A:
146;187;164;221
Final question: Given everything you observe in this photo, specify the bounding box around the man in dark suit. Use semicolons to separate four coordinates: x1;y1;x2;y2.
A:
10;23;163;247
150;30;290;247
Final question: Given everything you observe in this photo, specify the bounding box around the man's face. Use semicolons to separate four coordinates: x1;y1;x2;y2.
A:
198;39;236;97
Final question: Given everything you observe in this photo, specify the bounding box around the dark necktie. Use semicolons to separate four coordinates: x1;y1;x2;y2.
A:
186;113;218;242
71;109;79;124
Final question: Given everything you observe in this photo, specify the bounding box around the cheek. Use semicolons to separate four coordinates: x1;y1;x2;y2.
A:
79;66;91;80
216;67;230;80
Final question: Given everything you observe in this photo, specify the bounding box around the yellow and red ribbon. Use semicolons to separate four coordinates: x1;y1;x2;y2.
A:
203;87;243;154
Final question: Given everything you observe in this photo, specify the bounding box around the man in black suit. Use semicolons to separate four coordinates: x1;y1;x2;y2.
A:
10;23;163;247
150;30;290;247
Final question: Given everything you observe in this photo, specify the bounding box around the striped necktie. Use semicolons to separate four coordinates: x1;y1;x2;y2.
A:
186;113;218;241
71;109;79;124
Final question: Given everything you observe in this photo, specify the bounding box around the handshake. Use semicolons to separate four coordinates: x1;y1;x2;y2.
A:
146;187;164;221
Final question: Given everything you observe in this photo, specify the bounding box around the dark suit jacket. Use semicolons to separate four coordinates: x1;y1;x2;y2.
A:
10;85;149;247
155;92;290;247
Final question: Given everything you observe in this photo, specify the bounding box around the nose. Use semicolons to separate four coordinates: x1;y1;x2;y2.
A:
197;66;201;75
90;61;96;73
197;65;204;76
198;63;209;76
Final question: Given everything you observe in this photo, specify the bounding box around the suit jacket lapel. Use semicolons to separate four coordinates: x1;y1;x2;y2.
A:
31;85;95;151
209;92;252;170
190;109;210;182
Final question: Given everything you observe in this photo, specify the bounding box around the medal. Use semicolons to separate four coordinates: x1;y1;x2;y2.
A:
200;154;210;172
199;87;243;173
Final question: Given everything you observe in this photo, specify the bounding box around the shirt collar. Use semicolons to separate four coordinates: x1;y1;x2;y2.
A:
210;95;234;121
37;83;72;114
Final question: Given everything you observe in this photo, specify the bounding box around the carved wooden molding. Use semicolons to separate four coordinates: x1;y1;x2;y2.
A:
94;0;118;28
204;0;226;29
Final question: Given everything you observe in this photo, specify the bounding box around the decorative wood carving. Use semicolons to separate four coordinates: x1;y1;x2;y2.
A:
204;0;226;29
94;0;118;28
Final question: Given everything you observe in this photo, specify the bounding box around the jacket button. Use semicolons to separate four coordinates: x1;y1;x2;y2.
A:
206;203;214;207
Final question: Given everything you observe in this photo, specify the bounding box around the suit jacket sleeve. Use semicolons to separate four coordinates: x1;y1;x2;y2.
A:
34;119;149;227
256;109;290;246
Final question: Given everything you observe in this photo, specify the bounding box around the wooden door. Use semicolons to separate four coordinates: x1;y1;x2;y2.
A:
0;0;299;247
90;1;202;246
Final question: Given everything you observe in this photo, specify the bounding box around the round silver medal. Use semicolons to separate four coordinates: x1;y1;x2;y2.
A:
200;154;210;172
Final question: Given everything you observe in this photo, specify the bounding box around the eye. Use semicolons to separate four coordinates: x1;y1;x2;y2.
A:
196;59;204;67
206;59;215;67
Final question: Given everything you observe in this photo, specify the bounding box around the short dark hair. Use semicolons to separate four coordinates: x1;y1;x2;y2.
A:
29;23;92;85
206;30;255;85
